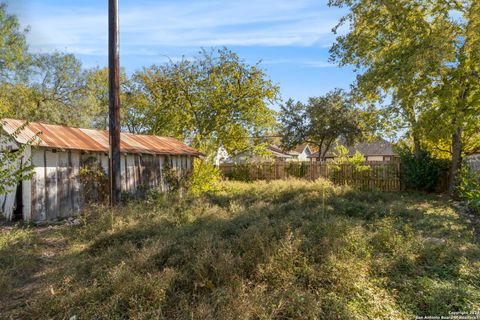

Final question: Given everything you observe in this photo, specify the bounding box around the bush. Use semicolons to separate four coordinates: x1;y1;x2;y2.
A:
224;164;252;182
398;147;449;192
190;159;222;195
79;157;109;204
456;166;480;214
162;157;191;195
330;145;370;183
285;161;308;178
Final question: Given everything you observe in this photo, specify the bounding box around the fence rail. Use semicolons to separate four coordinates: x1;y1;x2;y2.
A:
219;161;402;192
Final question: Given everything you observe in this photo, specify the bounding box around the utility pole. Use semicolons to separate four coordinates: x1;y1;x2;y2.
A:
108;0;121;206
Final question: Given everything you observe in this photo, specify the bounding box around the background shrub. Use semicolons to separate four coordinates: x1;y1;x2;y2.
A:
224;164;252;182
190;159;222;195
285;161;308;178
456;166;480;214
398;147;449;192
329;145;370;183
162;157;190;195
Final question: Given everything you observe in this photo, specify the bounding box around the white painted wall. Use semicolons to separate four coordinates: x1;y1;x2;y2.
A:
215;146;230;165
298;146;312;162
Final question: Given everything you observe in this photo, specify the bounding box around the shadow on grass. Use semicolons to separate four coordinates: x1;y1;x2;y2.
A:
0;225;43;315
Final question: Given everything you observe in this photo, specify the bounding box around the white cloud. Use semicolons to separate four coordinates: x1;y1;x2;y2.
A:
9;0;344;56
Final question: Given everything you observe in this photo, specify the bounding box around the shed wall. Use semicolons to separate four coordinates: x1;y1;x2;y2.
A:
27;147;193;222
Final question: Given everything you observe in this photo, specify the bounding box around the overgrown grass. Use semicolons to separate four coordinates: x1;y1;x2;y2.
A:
1;179;479;319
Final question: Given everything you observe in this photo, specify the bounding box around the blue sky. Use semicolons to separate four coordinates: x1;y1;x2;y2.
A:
7;0;355;106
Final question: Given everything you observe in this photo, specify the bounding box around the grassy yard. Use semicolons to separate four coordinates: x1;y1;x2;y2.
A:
1;179;479;319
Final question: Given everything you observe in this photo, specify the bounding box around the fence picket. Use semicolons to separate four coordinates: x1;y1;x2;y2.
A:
219;161;405;192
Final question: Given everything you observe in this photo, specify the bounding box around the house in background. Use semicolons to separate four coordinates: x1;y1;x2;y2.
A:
288;144;314;161
216;145;292;164
215;143;315;164
0;119;202;222
309;139;397;162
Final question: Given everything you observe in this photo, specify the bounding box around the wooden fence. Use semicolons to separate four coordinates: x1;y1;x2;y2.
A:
219;161;402;192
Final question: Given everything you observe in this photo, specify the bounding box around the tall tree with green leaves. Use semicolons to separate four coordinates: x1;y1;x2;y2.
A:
279;89;363;161
0;4;33;195
0;3;31;117
329;0;480;194
428;1;480;193
1;52;92;127
130;48;279;158
84;67;142;131
0;3;30;82
29;52;90;126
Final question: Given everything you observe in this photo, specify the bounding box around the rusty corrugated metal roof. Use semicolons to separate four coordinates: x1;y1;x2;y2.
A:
1;118;202;156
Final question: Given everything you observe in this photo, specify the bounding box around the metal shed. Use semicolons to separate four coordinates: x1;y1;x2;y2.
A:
0;119;202;222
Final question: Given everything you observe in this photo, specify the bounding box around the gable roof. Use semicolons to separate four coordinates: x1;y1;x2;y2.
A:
267;145;293;158
309;139;396;158
292;144;310;154
1;119;202;156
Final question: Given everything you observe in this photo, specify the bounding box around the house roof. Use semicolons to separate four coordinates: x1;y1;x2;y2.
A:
263;144;313;158
1;118;202;156
292;144;310;154
267;145;293;158
309;139;396;158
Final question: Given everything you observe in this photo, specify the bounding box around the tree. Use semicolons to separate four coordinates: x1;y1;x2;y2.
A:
427;1;480;194
84;68;110;129
0;6;92;127
0;3;30;82
29;52;91;126
129;48;279;158
1;52;93;127
84;67;142;131
279;89;363;161
0;4;33;196
330;144;370;181
329;0;480;194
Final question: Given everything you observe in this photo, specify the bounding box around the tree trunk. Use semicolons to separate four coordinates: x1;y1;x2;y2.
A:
448;126;462;196
448;75;469;196
412;133;421;159
322;138;334;161
403;99;422;158
316;137;325;162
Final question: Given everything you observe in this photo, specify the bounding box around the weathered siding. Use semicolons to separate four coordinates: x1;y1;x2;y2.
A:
26;148;193;222
30;148;82;221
